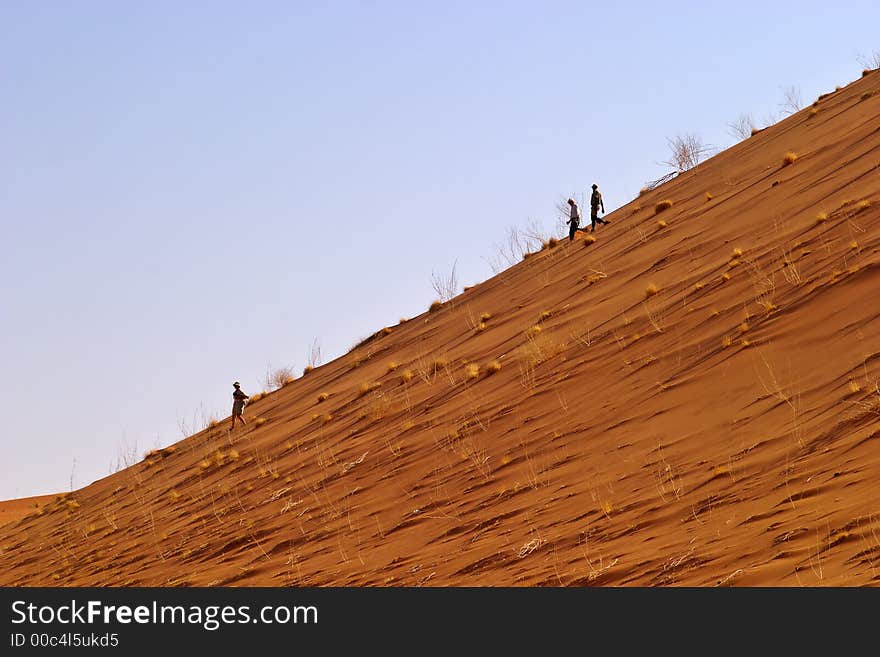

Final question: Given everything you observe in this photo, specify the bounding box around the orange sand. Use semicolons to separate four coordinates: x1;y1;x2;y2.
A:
2;71;879;586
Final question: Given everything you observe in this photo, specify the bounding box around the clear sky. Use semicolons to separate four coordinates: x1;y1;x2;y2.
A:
2;1;878;500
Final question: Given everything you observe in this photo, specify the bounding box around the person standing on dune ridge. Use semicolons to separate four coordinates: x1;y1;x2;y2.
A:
230;381;249;431
565;197;582;241
590;183;610;232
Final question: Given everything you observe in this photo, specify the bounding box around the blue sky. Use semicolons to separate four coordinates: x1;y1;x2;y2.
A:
2;1;878;499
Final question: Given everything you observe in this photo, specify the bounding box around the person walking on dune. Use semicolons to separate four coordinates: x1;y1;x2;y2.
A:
566;198;581;241
230;381;249;430
590;183;609;232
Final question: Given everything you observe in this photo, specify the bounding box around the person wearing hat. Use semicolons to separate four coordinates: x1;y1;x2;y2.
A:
590;183;609;232
230;381;250;430
565;197;582;241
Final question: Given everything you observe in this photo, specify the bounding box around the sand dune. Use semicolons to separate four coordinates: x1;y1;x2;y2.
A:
2;71;879;586
0;495;55;528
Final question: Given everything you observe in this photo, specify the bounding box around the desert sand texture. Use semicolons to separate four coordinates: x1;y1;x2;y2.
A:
0;495;55;528
2;71;879;587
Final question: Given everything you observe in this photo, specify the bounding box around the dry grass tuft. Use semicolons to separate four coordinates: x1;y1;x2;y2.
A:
583;234;597;245
731;247;744;258
428;300;443;313
480;312;492;322
750;127;761;136
317;391;330;403
705;191;713;201
302;365;313;376
400;369;414;383
250;392;264;403
848;380;861;394
694;282;704;291
430;358;449;373
386;361;399;373
816;211;829;224
809;107;818;117
464;363;480;379
358;381;381;397
655;199;674;214
538;310;551;322
526;325;542;338
854;199;871;213
861;91;876;101
254;417;268;427
656;219;667;228
486;360;502;374
782;151;798;166
645;283;660;298
721;272;731;282
476;321;487;332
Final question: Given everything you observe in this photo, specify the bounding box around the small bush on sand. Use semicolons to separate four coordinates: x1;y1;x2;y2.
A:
429;300;443;313
400;369;414;383
782;152;798;166
358;381;381;397
317;392;330;403
655;199;674;214
464;363;480;379
645;283;660;297
486;360;502;374
265;366;295;391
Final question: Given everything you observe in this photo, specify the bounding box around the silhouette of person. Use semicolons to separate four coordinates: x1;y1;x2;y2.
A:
590;184;610;232
230;381;249;430
566;198;581;241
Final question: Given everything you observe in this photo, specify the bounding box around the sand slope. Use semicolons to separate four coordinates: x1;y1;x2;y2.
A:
2;71;879;586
